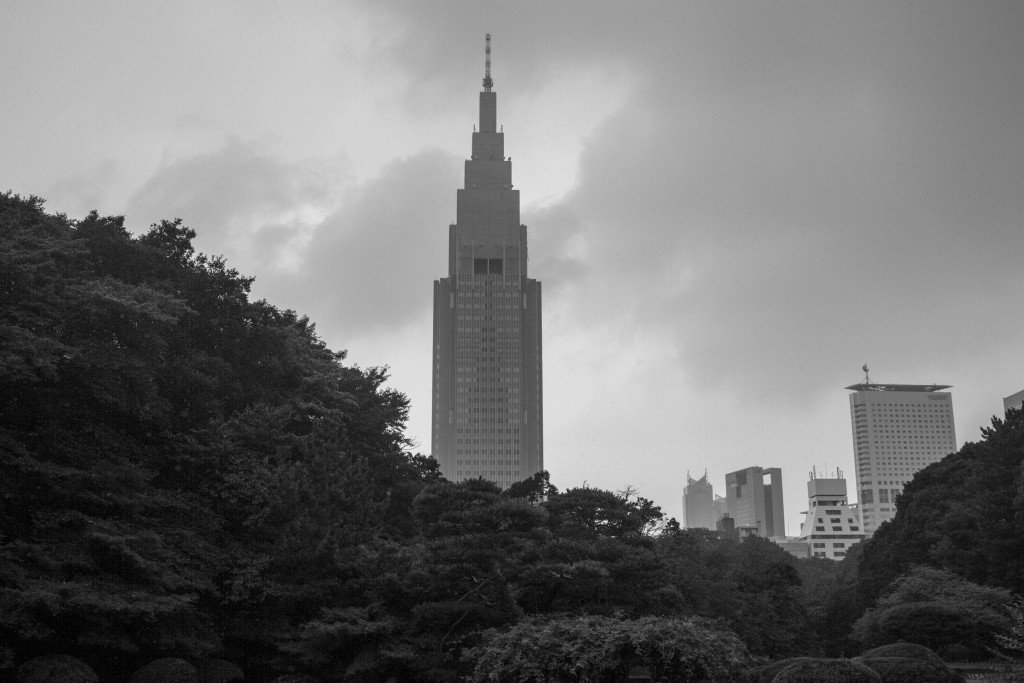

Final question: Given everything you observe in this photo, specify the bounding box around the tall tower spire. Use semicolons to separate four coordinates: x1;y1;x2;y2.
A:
432;36;543;489
478;33;497;134
483;33;493;91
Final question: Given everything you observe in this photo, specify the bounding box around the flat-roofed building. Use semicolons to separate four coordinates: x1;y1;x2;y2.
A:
725;466;785;539
846;372;955;535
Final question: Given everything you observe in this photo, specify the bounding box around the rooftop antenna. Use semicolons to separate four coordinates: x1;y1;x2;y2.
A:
483;33;493;92
862;363;871;384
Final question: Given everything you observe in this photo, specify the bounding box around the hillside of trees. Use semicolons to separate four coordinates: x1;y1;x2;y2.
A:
2;192;1022;682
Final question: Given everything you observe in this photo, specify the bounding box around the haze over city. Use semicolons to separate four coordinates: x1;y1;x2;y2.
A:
2;1;1022;529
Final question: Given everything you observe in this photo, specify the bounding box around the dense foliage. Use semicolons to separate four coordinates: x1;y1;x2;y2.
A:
856;408;1024;603
0;194;427;680
3;193;1022;680
851;567;1011;656
466;614;750;682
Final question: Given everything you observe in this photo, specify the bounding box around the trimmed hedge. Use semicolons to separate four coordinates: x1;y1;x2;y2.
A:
16;654;98;683
742;657;817;683
859;642;945;665
773;658;881;683
129;658;199;683
857;656;960;683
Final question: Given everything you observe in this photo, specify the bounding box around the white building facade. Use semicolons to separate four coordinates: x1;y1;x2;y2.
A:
797;471;865;560
847;380;956;535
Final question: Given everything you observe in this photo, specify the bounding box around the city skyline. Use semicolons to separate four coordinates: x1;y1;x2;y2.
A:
2;3;1022;527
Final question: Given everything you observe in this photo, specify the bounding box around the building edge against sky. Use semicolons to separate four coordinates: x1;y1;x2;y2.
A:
682;472;718;530
431;36;543;488
846;372;956;536
797;469;865;560
724;466;785;539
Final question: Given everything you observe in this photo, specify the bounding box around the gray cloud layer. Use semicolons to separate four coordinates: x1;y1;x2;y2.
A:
4;0;1022;524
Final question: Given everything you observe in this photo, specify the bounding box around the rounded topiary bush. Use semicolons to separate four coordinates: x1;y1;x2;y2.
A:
939;642;980;662
857;656;959;683
16;654;98;683
130;658;199;683
772;658;881;683
195;659;244;683
859;642;944;665
743;657;817;683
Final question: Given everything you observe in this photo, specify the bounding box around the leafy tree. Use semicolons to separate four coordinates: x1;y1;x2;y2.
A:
856;408;1024;605
851;566;1011;656
465;614;751;683
0;194;425;679
503;469;558;503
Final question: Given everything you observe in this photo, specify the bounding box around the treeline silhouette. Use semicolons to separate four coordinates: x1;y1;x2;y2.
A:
2;192;1022;682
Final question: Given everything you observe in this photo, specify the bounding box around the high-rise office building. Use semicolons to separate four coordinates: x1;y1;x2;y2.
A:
846;374;956;535
797;469;865;560
431;36;543;488
682;472;717;530
1004;389;1024;415
724;466;785;538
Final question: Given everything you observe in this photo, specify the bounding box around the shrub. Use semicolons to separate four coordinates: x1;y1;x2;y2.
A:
194;659;244;683
857;656;959;683
938;643;975;662
465;614;751;683
742;657;817;683
16;654;98;683
772;658;881;683
129;658;199;683
858;642;944;664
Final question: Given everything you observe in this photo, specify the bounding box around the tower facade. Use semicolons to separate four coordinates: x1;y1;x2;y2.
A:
724;466;785;538
682;472;717;530
846;379;956;535
431;36;543;488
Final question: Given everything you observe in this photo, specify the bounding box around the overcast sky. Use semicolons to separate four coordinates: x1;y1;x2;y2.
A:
3;1;1022;532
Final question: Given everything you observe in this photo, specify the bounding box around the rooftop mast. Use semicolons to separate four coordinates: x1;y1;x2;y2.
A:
483;33;493;92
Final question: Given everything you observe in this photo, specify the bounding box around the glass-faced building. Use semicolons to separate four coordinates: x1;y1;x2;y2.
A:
431;37;543;488
846;381;956;535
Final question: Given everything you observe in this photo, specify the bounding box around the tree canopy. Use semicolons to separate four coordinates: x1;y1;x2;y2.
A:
5;192;1022;680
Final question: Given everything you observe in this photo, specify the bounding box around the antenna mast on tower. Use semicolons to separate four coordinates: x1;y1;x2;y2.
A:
483;33;493;91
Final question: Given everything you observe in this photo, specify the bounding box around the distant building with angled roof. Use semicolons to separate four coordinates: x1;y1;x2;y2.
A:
846;368;956;535
682;471;717;530
1004;389;1024;415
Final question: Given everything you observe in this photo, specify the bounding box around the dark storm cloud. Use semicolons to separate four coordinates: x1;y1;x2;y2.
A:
128;138;341;261
365;0;1024;407
269;149;461;340
127;140;461;341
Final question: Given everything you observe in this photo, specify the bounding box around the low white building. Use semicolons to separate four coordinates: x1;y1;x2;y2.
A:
798;469;865;560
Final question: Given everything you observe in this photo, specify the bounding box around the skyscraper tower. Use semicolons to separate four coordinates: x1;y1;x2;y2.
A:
431;35;543;488
846;368;956;535
724;466;785;539
682;471;718;530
